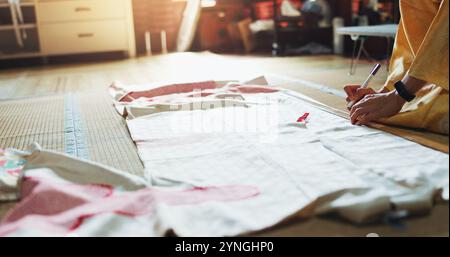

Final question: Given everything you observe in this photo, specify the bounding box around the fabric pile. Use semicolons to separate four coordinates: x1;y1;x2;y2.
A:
0;77;448;236
107;77;448;234
0;148;26;201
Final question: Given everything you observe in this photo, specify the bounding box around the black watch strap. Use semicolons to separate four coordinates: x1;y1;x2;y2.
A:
394;81;416;102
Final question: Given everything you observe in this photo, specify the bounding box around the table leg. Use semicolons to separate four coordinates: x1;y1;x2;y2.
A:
349;37;366;75
349;38;359;75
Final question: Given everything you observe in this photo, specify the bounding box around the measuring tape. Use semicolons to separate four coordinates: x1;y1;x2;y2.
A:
64;94;89;159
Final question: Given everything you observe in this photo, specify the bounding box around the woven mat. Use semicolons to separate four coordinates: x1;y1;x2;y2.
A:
0;93;144;176
77;93;144;176
0;93;144;220
0;95;65;152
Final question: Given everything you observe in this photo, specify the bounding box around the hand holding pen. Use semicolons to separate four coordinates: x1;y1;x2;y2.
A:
344;64;382;110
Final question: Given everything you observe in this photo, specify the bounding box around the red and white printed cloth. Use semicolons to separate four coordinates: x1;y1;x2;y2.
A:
0;77;447;236
0;148;26;202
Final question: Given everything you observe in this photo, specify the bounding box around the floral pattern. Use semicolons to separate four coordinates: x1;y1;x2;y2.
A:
0;149;26;179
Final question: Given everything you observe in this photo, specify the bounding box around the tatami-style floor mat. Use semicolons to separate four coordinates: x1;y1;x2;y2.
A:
0;95;66;152
78;93;144;176
0;94;144;177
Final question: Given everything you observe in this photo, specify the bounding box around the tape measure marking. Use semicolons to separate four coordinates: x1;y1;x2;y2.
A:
64;94;89;159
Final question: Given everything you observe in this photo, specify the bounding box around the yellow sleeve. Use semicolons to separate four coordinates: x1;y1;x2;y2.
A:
409;0;449;91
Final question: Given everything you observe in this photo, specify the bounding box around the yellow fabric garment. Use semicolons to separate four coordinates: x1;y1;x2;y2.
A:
381;0;449;135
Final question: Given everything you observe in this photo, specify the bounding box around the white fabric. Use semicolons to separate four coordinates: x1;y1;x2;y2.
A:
1;78;447;237
125;84;448;233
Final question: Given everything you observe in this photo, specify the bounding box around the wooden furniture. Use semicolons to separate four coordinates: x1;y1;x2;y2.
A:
0;0;40;59
272;0;353;56
0;0;136;60
132;0;187;55
196;0;250;52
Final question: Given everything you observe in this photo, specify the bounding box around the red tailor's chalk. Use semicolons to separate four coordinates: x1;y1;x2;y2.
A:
297;113;310;123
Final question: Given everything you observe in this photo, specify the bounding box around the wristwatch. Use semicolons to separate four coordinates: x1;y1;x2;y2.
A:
394;81;416;102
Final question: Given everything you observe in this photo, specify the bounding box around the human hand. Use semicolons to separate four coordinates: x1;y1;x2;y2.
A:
349;90;406;125
344;85;377;109
344;85;390;109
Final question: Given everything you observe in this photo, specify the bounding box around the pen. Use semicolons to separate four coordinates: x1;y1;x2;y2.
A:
361;63;381;89
347;63;381;108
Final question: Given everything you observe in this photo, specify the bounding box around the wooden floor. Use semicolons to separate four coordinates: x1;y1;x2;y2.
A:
0;52;448;236
0;52;388;100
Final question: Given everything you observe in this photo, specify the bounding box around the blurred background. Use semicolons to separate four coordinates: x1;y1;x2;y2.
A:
0;0;400;67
